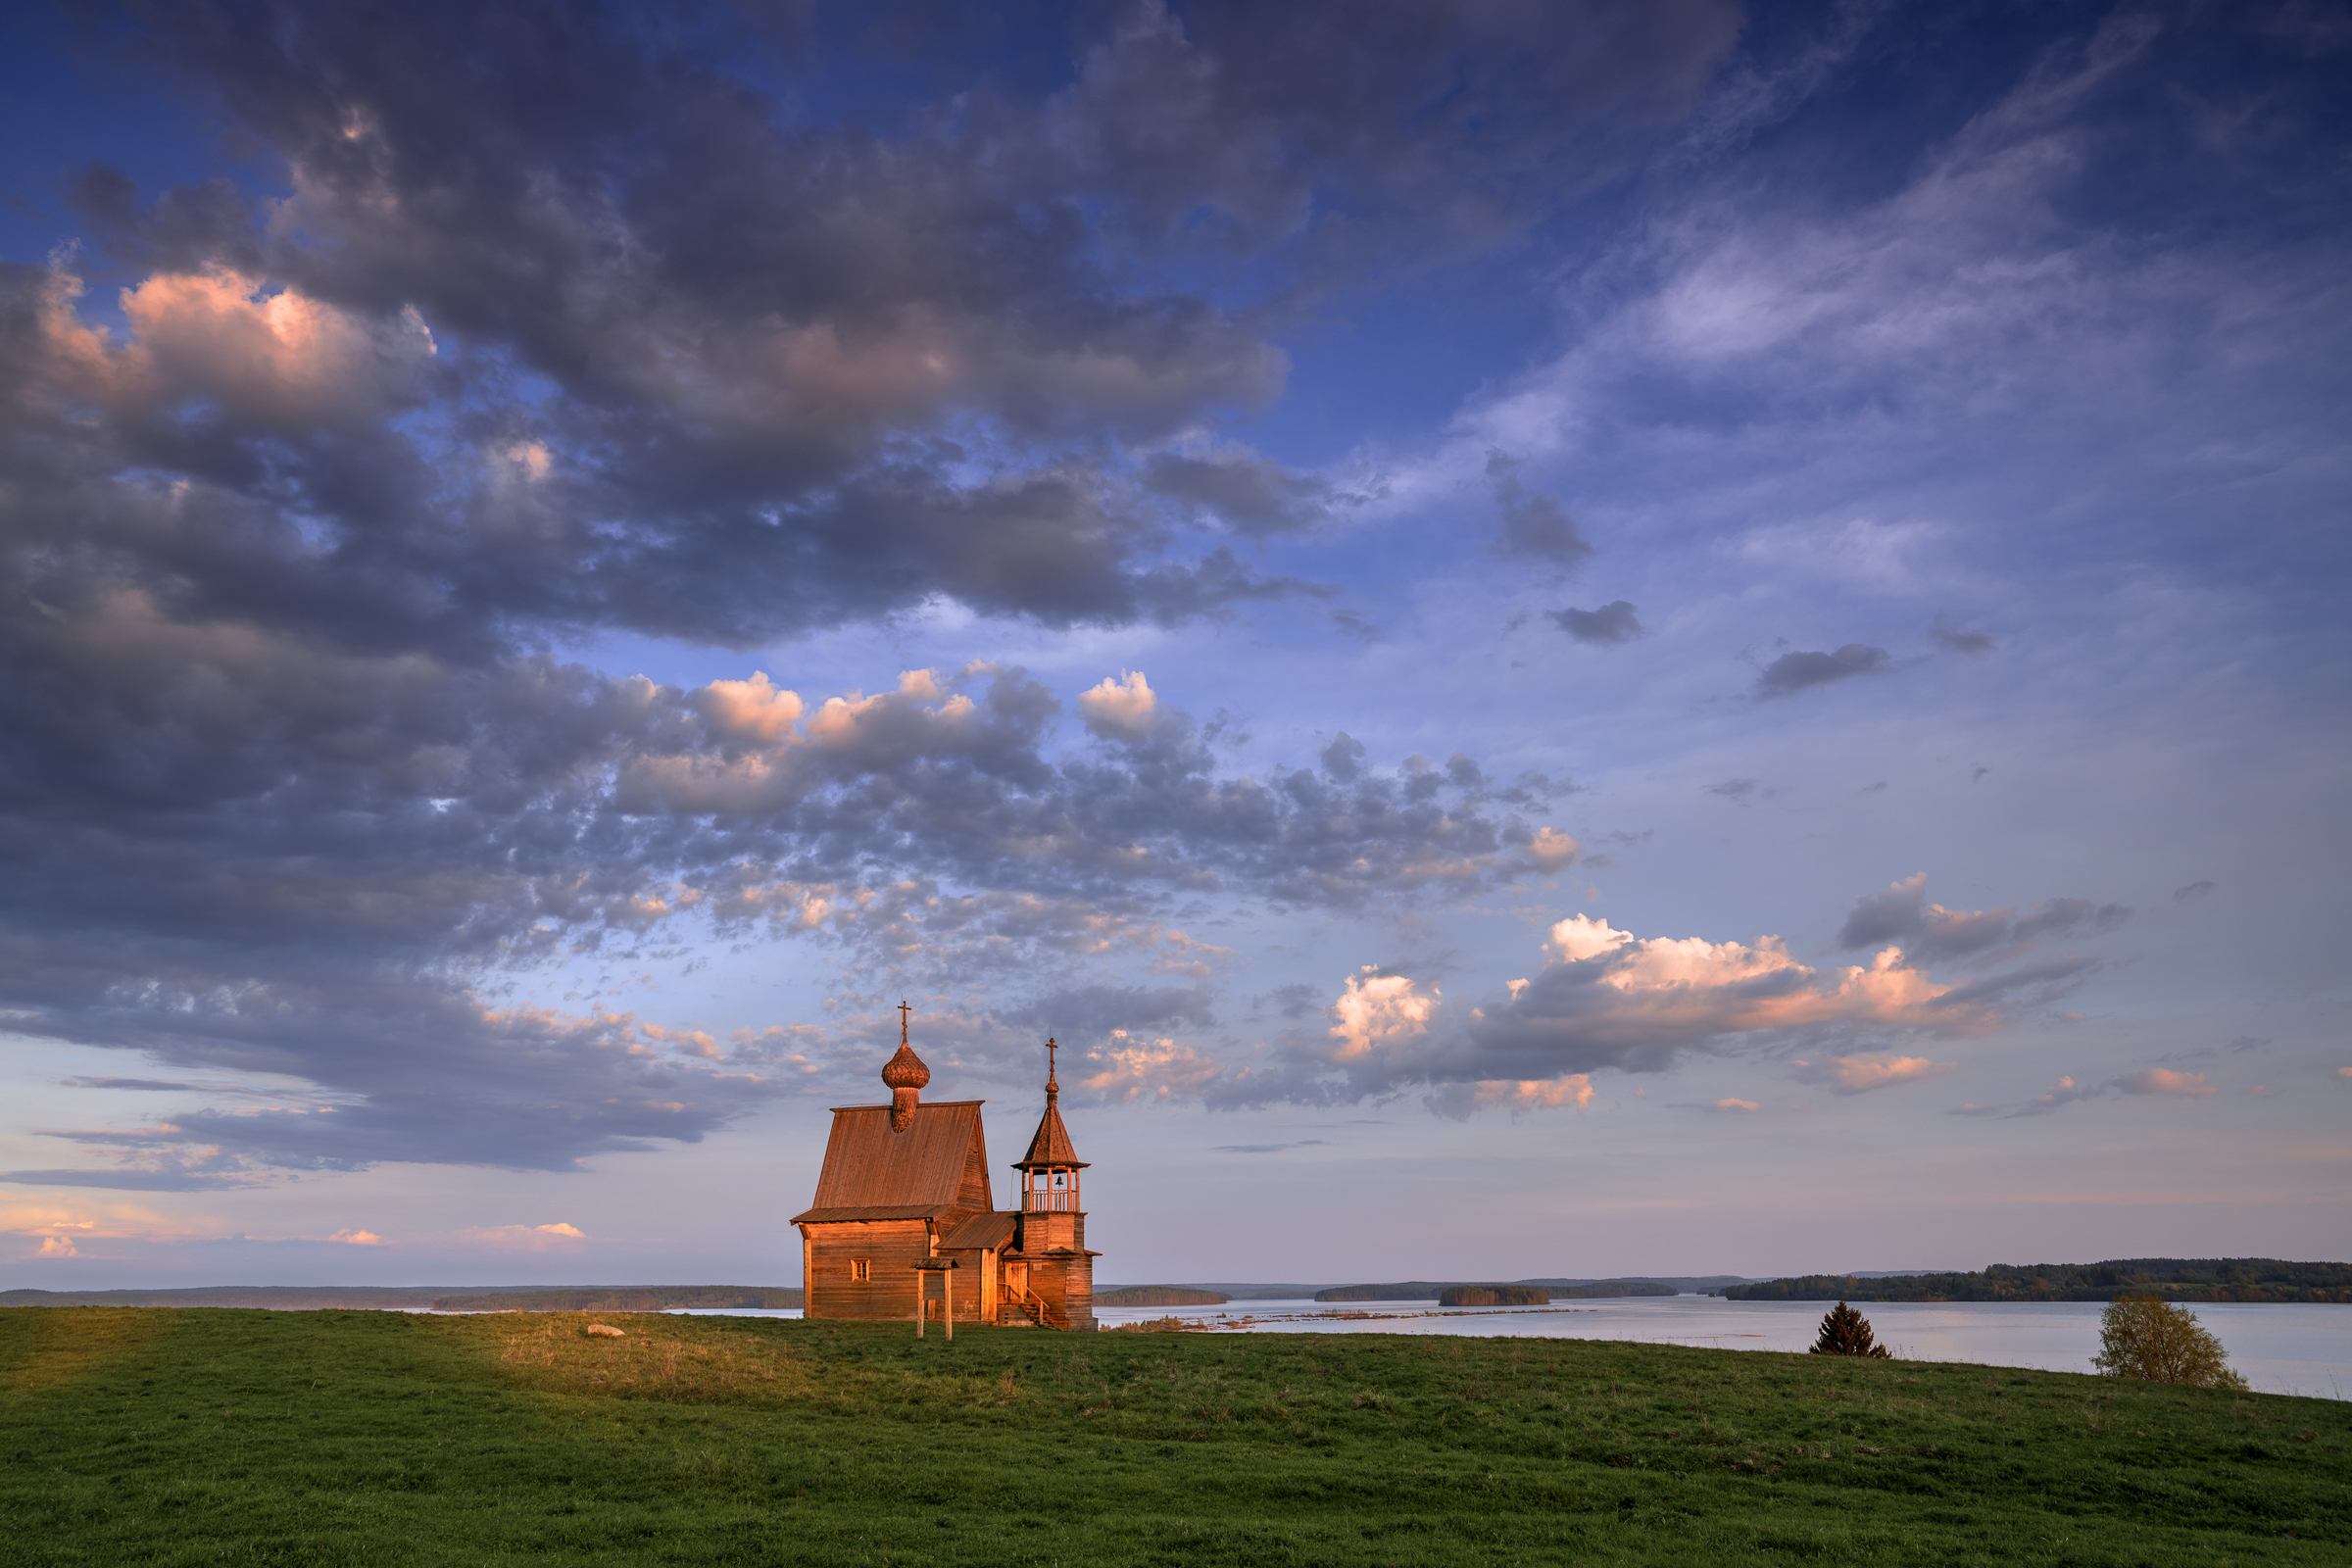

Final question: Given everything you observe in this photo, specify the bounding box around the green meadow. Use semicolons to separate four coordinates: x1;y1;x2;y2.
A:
1;1307;2343;1566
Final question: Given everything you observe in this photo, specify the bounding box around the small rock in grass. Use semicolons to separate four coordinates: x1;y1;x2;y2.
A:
585;1324;625;1338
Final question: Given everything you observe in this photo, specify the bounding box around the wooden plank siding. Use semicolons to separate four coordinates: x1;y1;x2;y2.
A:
800;1218;936;1322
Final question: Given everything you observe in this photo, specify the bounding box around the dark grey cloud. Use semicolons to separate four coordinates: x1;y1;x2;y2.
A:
2173;880;2215;901
1837;874;2129;963
1486;453;1593;566
0;628;1575;1172
1212;1141;1326;1154
1141;451;1334;537
23;0;1737;658
1548;600;1643;644
1259;983;1323;1020
1704;778;1764;799
1755;644;1890;697
1929;615;1996;654
0;1;1746;1173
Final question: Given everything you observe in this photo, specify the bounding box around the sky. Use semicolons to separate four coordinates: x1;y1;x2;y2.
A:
1;0;2346;1292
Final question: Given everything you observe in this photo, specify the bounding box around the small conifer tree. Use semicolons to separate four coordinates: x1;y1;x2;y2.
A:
2091;1294;2248;1389
1810;1298;1891;1357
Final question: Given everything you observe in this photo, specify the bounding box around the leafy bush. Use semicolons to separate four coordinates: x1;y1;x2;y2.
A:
2091;1293;2248;1389
1809;1299;1891;1357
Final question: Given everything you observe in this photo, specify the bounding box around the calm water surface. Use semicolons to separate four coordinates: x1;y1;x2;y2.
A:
662;1297;2347;1399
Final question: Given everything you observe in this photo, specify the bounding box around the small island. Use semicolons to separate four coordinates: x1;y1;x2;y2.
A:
1096;1286;1230;1307
1439;1285;1550;1306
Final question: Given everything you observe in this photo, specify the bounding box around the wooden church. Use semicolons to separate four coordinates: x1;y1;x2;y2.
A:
793;1008;1097;1330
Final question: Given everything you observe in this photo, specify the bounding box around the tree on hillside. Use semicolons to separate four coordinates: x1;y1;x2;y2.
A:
1810;1299;1891;1357
2091;1294;2248;1389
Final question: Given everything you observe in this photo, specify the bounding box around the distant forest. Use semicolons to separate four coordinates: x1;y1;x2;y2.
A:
1723;1259;2352;1303
1096;1286;1229;1307
1316;1281;1677;1302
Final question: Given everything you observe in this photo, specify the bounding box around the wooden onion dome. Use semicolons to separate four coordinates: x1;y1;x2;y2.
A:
1014;1039;1088;1211
882;1000;930;1132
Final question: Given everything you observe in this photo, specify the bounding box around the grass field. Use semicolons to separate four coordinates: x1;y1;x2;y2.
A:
1;1307;2344;1565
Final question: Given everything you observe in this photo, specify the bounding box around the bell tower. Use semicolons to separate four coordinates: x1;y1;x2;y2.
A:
1011;1038;1096;1329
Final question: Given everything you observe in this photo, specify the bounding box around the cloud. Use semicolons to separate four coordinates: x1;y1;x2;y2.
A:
1711;1098;1760;1113
1929;615;1996;654
2337;1067;2352;1082
1077;671;1159;739
460;1222;587;1250
1789;1053;1958;1095
2112;1067;2215;1099
1547;601;1643;644
1075;1034;1226;1103
1196;900;2041;1113
1426;1077;1597;1119
1952;1066;2217;1117
1141;450;1334;537
2173;880;2215;901
1949;1075;2106;1118
1002;984;1216;1038
1704;777;1763;800
327;1229;383;1246
1837;874;2129;963
0;1169;261;1192
1212;1141;1328;1153
1487;453;1592;565
1755;644;1890;697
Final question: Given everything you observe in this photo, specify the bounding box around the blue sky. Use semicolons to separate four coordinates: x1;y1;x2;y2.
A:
1;0;2345;1289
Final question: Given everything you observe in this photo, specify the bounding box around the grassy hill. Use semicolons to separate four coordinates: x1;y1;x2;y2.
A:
0;1306;2342;1564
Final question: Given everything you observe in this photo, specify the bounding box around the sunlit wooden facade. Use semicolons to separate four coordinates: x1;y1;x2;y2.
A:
793;1016;1097;1330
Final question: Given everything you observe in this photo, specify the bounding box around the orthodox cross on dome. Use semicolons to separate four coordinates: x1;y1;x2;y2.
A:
881;1000;930;1132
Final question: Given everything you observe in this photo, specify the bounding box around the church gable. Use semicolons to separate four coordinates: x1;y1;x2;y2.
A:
796;1101;988;1220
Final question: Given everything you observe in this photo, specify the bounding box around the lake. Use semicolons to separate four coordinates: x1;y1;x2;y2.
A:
669;1295;2347;1398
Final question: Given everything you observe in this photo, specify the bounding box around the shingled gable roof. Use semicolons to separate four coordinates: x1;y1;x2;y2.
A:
791;1100;988;1225
939;1210;1017;1251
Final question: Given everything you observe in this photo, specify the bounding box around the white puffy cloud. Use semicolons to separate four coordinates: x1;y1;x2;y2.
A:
1201;899;2038;1113
44;265;435;426
1078;670;1158;739
694;671;805;742
1327;968;1438;1060
1525;827;1581;871
1075;1032;1225;1102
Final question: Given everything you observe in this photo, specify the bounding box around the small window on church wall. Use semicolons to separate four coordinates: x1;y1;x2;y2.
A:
851;1258;870;1283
